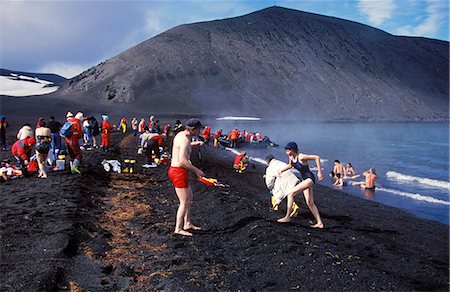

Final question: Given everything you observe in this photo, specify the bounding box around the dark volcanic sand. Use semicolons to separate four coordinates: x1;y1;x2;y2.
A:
1;131;448;291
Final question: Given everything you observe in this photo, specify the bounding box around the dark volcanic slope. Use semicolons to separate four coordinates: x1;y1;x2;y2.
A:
58;7;448;120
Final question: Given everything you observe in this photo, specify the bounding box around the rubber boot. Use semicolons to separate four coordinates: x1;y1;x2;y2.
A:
290;202;299;217
271;196;279;211
129;160;135;173
71;159;81;174
123;159;130;173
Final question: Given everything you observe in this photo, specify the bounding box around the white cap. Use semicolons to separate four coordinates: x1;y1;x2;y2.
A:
75;112;84;120
66;111;74;118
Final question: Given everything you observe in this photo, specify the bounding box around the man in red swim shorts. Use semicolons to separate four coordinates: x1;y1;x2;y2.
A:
168;118;205;236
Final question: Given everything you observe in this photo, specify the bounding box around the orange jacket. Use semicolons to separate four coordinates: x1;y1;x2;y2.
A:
202;127;211;139
228;129;238;140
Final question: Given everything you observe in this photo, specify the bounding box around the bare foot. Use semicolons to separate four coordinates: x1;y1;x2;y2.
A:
174;229;193;236
277;217;291;223
184;224;202;231
311;223;324;229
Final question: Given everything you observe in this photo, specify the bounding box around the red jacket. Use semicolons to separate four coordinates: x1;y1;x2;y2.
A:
12;137;36;160
214;130;222;139
150;134;164;146
202;127;211;140
102;120;113;134
233;154;245;165
228;129;238;140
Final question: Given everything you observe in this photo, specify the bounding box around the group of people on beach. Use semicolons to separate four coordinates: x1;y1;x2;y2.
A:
3;114;379;238
169;118;383;236
2;112;126;180
167;118;327;236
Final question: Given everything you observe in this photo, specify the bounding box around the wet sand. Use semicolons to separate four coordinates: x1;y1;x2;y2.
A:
1;131;448;291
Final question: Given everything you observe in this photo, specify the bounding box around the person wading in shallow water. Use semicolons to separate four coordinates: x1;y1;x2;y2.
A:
277;142;324;228
168;118;205;236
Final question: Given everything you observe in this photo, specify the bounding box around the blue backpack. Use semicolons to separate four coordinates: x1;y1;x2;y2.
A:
60;122;73;137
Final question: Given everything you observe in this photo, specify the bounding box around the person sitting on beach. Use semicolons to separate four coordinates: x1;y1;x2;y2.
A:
352;168;378;190
277;142;324;228
264;154;300;216
35;120;52;178
168;118;205;236
233;152;250;173
333;160;345;187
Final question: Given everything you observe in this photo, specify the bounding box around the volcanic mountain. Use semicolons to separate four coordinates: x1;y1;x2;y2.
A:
9;7;450;120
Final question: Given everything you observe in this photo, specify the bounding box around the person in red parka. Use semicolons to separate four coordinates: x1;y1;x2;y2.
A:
228;128;239;148
66;112;83;174
213;129;222;148
233;152;249;173
202;126;211;144
12;137;36;168
101;114;115;152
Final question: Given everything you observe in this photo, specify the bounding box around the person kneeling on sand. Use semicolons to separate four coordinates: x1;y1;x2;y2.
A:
264;154;300;217
277;142;324;228
168;118;205;236
352;168;378;190
233;152;250;173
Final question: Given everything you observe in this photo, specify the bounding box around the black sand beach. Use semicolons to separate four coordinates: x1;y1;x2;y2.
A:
1;131;448;291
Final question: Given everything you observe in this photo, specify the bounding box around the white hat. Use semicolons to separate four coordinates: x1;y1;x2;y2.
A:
75;112;84;120
66;111;74;118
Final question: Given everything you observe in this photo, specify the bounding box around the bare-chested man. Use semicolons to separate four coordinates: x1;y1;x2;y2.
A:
333;160;345;187
352;168;378;190
168;118;205;236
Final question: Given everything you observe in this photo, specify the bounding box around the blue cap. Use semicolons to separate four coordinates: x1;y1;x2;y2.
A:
186;118;203;129
284;142;298;151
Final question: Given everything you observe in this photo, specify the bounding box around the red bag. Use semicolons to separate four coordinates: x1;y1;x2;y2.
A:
27;161;38;172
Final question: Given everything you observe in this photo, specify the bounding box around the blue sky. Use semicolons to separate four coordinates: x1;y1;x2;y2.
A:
1;0;448;78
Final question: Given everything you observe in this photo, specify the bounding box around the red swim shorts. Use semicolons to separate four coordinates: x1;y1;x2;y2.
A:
168;166;189;188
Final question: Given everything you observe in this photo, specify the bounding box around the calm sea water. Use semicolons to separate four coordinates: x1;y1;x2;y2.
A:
208;120;449;225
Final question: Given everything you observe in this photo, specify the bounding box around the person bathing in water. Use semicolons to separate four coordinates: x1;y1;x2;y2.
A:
352;168;378;190
168;118;205;236
277;142;324;228
332;160;345;187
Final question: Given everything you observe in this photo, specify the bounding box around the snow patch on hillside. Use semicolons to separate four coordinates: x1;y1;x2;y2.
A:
0;74;59;96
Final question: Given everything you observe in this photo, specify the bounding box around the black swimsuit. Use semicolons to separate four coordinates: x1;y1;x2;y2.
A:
35;135;51;154
292;158;316;184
